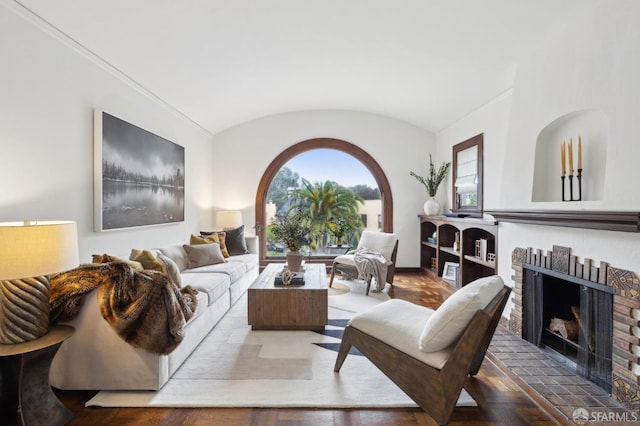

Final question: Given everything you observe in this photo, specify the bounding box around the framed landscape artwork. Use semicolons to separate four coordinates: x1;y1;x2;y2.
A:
94;110;185;231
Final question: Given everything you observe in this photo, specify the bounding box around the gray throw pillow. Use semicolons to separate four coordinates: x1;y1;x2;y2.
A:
157;253;183;287
183;243;226;268
225;225;249;255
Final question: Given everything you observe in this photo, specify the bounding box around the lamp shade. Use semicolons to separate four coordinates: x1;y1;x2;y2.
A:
0;221;79;344
216;210;242;230
0;221;79;281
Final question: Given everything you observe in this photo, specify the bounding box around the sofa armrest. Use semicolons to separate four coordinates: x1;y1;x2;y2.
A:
245;235;259;254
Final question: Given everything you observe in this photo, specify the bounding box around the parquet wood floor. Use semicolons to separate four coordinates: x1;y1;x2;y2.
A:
52;271;566;426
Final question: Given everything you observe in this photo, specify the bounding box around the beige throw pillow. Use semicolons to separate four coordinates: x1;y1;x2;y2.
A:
190;233;229;258
183;243;225;268
129;249;164;272
418;275;504;353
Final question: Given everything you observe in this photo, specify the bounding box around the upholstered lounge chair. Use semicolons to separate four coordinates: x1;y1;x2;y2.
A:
328;230;398;295
334;275;511;425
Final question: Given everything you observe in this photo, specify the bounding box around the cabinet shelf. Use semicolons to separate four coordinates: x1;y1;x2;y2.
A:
422;241;437;249
440;247;461;257
464;254;495;268
419;215;498;288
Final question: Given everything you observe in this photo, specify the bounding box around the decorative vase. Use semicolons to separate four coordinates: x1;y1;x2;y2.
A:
286;251;304;272
336;237;343;247
423;197;441;216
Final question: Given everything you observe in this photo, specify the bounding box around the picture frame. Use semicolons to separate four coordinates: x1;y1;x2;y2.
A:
442;261;460;284
94;110;185;231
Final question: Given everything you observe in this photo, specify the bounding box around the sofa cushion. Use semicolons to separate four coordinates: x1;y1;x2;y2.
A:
349;299;451;370
225;225;249;255
158;244;189;272
225;253;259;273
157;253;183;287
419;275;504;353
129;249;164;272
190;233;229;258
183;244;226;268
185;261;246;283
180;272;230;306
187;290;210;321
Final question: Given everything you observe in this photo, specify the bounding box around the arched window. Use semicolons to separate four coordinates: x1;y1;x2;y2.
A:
255;138;393;265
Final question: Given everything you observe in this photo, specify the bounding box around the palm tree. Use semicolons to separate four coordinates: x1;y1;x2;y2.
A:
289;179;364;248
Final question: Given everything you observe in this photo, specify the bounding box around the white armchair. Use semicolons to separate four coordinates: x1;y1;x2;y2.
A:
334;275;511;425
328;230;398;295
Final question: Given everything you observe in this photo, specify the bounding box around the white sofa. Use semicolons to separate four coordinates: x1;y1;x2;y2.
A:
50;236;259;391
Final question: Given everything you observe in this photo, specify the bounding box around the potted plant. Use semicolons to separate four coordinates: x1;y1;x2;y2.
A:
410;154;451;215
326;217;351;247
269;209;312;272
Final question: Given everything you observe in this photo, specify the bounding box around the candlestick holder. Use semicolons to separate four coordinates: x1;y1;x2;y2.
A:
576;168;582;201
560;169;583;201
568;174;574;201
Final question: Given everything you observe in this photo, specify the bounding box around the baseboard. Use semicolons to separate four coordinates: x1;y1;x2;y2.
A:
394;267;423;273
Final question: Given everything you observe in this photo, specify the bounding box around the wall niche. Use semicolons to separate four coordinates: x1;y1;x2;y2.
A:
532;109;609;202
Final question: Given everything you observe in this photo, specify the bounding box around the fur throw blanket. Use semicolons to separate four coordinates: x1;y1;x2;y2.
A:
49;262;198;355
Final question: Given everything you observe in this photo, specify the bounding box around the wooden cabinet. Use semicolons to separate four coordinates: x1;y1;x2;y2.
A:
419;215;497;288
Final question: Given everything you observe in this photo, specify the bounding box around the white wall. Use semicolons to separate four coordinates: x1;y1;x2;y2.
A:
501;1;640;213
436;90;513;213
435;2;640;317
209;110;436;267
0;3;215;261
497;0;640;277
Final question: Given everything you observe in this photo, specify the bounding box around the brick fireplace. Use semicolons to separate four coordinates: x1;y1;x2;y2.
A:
507;245;640;409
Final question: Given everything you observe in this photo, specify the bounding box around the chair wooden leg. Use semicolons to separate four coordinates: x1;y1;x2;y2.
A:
333;327;354;372
329;262;337;288
365;277;372;295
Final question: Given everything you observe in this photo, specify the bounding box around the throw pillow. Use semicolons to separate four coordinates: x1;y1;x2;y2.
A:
357;231;397;260
418;275;504;353
216;231;229;257
190;233;230;258
183;243;226;268
91;253;144;271
224;225;249;255
129;249;164;272
190;233;219;245
157;253;183;287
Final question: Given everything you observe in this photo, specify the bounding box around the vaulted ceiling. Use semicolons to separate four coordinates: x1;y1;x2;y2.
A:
15;0;597;134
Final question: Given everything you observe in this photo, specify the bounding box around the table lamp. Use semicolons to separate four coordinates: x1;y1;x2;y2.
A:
0;221;79;344
216;210;242;230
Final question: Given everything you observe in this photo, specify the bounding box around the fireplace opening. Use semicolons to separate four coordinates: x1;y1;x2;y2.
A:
542;276;581;363
523;264;613;392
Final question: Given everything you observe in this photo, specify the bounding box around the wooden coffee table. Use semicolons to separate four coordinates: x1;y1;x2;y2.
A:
247;263;328;331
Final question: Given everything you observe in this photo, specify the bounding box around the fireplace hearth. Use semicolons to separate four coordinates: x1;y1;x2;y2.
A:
509;245;640;410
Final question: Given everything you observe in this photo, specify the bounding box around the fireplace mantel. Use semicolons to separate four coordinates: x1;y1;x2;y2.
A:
485;210;640;232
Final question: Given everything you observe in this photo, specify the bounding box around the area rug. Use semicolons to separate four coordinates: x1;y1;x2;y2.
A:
86;279;476;408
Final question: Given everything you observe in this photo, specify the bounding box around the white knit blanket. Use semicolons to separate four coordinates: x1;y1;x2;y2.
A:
350;247;392;292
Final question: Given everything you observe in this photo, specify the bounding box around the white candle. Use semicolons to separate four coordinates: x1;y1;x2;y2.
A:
568;138;574;175
578;136;582;169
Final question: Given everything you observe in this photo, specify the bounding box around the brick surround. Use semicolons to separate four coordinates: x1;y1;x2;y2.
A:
509;245;640;409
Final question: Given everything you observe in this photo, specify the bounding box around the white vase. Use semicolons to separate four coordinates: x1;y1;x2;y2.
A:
423;197;441;216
